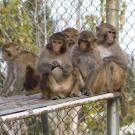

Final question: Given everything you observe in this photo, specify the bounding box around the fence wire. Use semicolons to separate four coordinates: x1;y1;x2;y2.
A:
0;101;107;135
0;0;135;135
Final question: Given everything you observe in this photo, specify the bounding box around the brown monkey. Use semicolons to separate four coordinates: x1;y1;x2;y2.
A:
62;28;79;51
96;23;128;116
37;32;82;99
1;43;40;96
71;30;112;96
96;23;128;91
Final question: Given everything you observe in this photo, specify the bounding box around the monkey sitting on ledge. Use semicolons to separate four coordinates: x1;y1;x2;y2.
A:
71;30;113;96
96;23;128;116
37;32;83;100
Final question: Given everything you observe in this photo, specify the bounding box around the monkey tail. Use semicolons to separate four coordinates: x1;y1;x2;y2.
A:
24;65;40;91
120;91;128;117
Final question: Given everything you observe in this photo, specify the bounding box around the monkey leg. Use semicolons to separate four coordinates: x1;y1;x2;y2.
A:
109;61;127;91
106;62;128;117
46;73;75;99
70;68;84;97
82;67;97;96
91;67;110;94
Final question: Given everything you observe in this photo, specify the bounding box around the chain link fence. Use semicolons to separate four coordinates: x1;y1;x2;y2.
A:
0;0;135;134
0;93;117;135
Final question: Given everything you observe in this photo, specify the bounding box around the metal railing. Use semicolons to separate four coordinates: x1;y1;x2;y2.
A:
0;93;120;135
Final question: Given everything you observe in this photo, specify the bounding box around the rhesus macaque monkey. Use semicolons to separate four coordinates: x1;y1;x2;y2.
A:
1;43;40;96
37;32;82;99
62;28;79;50
96;23;128;91
96;23;128;116
71;30;112;96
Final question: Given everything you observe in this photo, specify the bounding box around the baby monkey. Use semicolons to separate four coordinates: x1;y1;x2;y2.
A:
1;43;39;96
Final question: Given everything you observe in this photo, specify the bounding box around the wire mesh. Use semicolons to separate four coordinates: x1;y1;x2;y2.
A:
0;0;134;134
0;101;107;135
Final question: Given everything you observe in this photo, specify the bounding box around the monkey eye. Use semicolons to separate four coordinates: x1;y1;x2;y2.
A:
79;39;88;43
107;31;115;34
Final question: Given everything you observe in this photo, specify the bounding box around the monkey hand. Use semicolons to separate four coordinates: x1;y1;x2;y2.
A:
81;87;93;96
51;61;60;68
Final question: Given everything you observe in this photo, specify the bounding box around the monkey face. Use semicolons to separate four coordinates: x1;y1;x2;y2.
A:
106;30;116;44
78;31;96;51
96;23;116;45
63;28;78;48
2;44;21;61
65;33;75;47
78;39;89;51
47;32;67;54
52;39;63;54
2;49;12;61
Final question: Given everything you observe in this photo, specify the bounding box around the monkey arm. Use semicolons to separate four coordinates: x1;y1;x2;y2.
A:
82;64;97;96
2;62;15;95
12;75;25;95
60;64;73;76
37;63;54;74
103;56;127;70
71;46;80;67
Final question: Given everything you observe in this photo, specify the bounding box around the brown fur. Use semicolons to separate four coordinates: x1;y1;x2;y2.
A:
96;23;128;117
62;28;79;50
37;32;82;99
1;42;40;96
71;30;112;95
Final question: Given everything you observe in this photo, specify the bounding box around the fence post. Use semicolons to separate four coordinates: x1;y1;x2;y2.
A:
106;0;120;133
41;112;50;135
107;98;119;135
106;0;120;30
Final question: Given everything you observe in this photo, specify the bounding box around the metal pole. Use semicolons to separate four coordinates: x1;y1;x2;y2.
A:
43;0;47;46
76;0;81;31
41;112;50;135
107;98;119;135
106;0;120;30
106;0;120;134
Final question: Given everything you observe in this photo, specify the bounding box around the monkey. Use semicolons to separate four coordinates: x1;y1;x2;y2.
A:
96;23;128;91
96;23;129;116
62;28;79;51
71;30;113;96
1;43;40;96
37;32;83;99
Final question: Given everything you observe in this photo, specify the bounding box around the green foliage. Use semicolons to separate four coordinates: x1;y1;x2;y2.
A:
0;0;55;52
0;0;36;52
82;15;98;31
0;0;55;88
78;101;106;134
